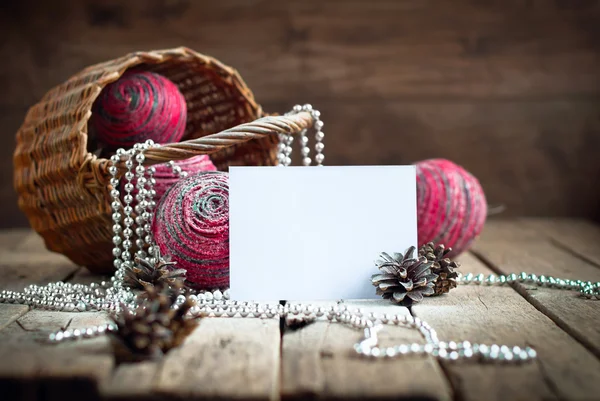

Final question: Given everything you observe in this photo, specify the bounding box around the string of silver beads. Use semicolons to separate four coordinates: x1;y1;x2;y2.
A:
48;322;118;342
460;272;600;299
133;143;150;259
42;125;537;362
0;104;553;364
282;104;324;166
46;296;535;363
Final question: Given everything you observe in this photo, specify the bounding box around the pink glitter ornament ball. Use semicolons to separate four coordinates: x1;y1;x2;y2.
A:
152;171;229;289
416;159;487;256
151;155;217;203
122;155;217;207
91;71;187;149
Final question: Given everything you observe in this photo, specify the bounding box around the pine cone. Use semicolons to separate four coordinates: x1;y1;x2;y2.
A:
125;248;187;290
111;281;198;359
372;246;438;305
418;242;451;263
419;242;460;295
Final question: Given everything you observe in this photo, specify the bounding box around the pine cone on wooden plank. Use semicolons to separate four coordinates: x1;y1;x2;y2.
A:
419;242;460;295
372;246;438;305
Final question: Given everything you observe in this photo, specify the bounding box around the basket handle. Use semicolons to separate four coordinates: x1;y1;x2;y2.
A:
135;111;314;166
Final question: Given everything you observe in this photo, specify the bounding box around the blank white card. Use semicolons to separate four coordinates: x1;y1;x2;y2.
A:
228;166;417;301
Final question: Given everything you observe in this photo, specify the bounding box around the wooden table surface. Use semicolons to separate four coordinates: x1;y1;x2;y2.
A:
0;218;599;401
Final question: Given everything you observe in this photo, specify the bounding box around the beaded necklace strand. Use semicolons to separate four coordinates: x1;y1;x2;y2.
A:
1;105;598;364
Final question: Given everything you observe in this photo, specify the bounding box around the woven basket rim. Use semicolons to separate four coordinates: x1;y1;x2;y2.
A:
42;47;264;175
13;46;314;271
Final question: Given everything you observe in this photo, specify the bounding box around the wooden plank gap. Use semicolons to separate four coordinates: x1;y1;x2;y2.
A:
413;252;600;400
63;266;83;283
0;305;30;333
545;237;600;270
153;317;281;400
281;300;452;400
407;305;460;401
496;274;600;361
469;249;600;361
467;250;506;277
517;219;600;269
101;358;164;400
533;355;563;401
278;300;287;401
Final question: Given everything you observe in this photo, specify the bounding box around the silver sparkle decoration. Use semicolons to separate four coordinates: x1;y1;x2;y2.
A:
280;104;324;167
1;104;598;363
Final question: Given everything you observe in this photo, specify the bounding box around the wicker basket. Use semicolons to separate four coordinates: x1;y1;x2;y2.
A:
14;47;313;272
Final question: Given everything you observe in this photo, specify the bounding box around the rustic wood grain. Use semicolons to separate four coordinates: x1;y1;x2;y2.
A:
412;252;600;401
0;231;80;291
472;219;600;359
0;233;113;401
2;0;599;108
70;267;112;286
0;218;599;399
0;310;114;401
0;304;29;332
519;218;600;267
14;231;57;253
2;0;600;228
0;228;31;251
282;300;452;401
154;317;281;401
102;361;160;401
316;100;600;218
289;1;600;100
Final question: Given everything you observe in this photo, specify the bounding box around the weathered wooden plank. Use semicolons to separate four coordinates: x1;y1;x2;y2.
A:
101;361;160;401
81;260;162;400
317;100;600;218
0;232;80;291
1;0;599;228
0;252;80;291
14;231;56;253
154;317;281;401
282;300;452;401
0;304;29;332
0;228;31;251
290;1;600;100
473;220;600;358
69;267;111;286
3;0;600;109
412;252;600;401
519;218;600;267
0;309;114;401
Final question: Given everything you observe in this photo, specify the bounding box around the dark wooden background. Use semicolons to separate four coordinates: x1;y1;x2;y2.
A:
1;0;599;228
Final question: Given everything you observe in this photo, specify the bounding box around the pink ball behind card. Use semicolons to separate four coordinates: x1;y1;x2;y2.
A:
416;158;487;256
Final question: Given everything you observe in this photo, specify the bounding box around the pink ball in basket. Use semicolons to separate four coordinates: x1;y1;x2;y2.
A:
416;159;487;256
152;171;229;289
121;155;217;206
151;155;217;202
91;71;187;149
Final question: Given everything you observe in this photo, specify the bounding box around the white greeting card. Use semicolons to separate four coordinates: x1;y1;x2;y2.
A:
228;166;417;301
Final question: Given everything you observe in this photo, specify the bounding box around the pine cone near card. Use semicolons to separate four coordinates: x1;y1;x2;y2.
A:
125;249;187;290
419;242;460;295
111;281;197;359
372;246;438;305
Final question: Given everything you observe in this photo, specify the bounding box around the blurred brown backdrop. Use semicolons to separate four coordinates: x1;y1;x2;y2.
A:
1;0;599;228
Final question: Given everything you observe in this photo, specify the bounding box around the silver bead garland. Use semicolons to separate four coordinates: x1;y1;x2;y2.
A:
1;104;598;364
460;272;600;299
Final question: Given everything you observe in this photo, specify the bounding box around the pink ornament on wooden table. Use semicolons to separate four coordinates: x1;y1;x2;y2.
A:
416;158;487;256
152;171;229;289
